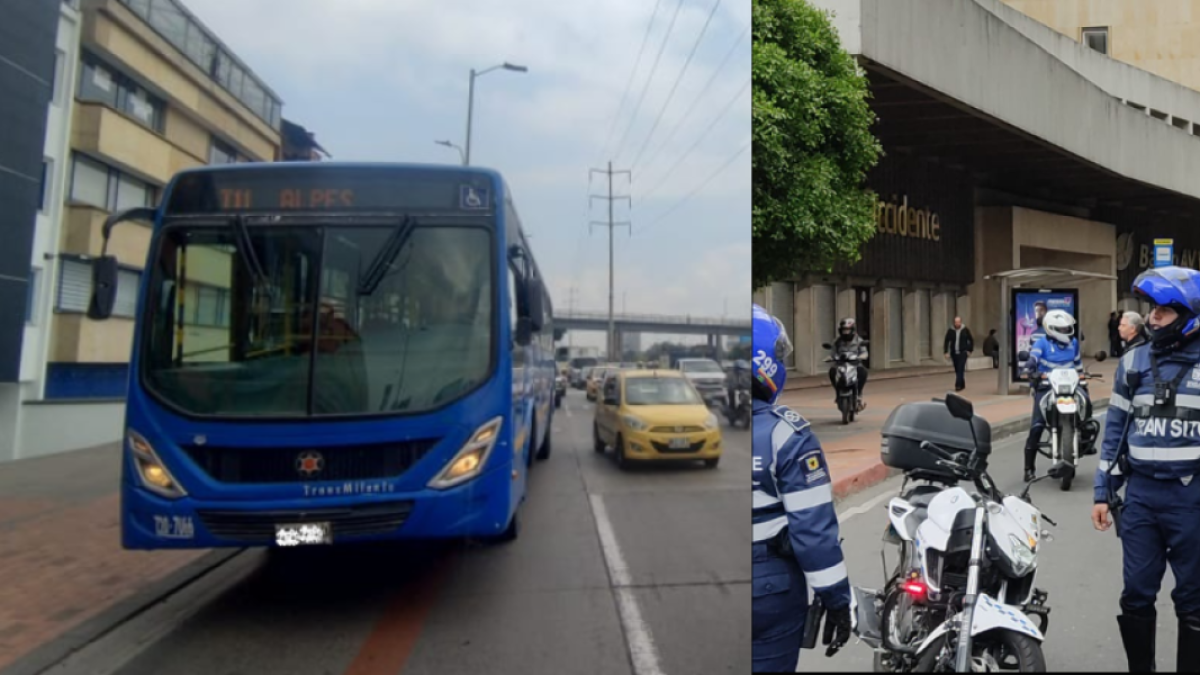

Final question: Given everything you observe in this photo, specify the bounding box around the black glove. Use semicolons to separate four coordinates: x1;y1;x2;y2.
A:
823;604;852;657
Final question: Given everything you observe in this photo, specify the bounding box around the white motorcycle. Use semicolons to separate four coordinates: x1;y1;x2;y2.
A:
852;393;1057;672
1018;352;1106;491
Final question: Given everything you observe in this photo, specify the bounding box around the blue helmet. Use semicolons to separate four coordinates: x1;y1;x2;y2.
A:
1132;266;1200;350
752;303;793;403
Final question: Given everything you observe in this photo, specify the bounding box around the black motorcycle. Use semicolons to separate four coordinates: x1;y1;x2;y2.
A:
823;341;868;425
723;364;751;429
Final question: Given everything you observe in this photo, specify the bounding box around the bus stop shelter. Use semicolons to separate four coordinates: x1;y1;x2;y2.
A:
984;267;1118;395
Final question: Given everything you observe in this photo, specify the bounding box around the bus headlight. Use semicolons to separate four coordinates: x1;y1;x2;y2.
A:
429;417;503;490
128;430;187;499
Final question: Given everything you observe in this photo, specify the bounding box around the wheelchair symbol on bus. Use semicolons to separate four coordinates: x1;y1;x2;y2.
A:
461;186;489;210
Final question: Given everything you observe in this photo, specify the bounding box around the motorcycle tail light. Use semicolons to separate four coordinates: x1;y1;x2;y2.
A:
902;580;928;598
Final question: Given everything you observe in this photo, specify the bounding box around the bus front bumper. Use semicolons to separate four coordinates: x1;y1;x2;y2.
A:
121;463;515;550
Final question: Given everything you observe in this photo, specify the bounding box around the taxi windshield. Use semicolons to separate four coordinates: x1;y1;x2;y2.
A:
624;377;703;406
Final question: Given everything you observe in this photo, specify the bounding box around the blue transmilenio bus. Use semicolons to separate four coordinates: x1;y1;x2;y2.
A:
87;163;557;549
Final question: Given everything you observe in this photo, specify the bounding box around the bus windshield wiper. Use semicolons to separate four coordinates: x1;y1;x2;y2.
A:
358;216;416;296
229;214;270;290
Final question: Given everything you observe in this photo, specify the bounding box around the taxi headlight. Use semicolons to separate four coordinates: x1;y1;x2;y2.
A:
704;413;719;430
429;417;503;490
128;429;187;499
622;415;649;432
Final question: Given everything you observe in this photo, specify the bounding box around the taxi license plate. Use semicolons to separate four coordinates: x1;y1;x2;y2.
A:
275;522;332;547
669;437;691;449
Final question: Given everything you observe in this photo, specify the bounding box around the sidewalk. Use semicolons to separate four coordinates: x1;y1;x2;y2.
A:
777;358;1117;502
0;443;232;675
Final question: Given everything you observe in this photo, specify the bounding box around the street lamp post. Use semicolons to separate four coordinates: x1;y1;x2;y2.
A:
434;140;465;165
465;62;528;166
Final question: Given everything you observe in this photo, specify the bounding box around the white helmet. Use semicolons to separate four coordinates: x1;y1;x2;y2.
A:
1043;309;1075;345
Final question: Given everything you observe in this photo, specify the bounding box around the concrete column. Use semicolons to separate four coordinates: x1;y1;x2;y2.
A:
873;288;890;370
957;294;972;334
794;286;816;376
903;288;920;366
932;292;949;363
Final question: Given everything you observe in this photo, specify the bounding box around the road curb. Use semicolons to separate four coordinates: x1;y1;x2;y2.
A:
830;397;1111;504
0;548;244;675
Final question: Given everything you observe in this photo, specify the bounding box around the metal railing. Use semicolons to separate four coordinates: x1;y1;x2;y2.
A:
555;310;750;327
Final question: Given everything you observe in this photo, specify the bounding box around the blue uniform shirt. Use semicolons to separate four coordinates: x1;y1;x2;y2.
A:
1095;339;1200;503
1023;335;1082;378
752;400;851;610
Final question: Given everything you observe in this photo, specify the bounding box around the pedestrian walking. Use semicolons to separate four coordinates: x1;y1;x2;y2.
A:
1093;267;1200;673
982;329;999;369
943;317;974;391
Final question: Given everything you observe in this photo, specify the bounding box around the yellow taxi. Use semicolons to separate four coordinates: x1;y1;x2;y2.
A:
586;365;616;402
592;369;722;469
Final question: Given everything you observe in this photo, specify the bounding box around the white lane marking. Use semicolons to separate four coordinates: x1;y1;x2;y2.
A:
589;494;665;675
837;489;893;523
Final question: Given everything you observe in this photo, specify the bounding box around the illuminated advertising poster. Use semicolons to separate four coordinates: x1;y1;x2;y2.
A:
1012;289;1078;383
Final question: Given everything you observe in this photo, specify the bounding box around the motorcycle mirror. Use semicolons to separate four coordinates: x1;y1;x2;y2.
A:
945;392;974;420
1095;351;1108;362
821;343;832;350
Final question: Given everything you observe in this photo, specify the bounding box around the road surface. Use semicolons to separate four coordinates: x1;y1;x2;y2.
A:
822;413;1181;673
104;389;749;675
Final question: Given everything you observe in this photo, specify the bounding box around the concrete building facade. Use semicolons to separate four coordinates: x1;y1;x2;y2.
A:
0;0;287;462
761;0;1200;383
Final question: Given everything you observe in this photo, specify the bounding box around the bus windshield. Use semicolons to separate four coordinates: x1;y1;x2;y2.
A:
141;219;494;417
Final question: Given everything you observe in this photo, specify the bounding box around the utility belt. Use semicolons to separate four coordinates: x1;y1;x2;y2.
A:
1130;405;1200;421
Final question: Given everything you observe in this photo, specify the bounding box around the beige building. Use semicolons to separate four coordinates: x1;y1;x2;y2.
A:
1000;0;1200;93
0;0;285;461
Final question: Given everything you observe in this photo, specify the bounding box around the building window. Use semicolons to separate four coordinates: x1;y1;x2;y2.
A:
77;54;165;132
39;159;52;213
27;269;40;325
70;154;156;212
1082;27;1108;55
57;257;141;318
209;137;240;165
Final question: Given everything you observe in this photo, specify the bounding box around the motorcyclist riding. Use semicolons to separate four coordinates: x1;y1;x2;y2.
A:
828;318;869;412
752;304;851;671
1020;309;1092;482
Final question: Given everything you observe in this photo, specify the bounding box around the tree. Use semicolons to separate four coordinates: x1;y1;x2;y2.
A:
752;0;882;290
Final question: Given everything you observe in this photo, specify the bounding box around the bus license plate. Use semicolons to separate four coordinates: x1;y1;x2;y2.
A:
275;523;332;547
669;437;691;449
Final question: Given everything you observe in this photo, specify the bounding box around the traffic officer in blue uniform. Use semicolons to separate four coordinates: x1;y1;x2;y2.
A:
751;304;852;672
1094;266;1200;673
1021;309;1093;482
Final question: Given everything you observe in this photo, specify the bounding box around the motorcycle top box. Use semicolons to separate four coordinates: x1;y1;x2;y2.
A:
880;401;992;478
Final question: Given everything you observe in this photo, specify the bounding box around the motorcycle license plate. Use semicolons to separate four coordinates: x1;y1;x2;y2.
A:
669;437;691;449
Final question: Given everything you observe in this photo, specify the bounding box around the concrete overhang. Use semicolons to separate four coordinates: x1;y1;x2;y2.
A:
810;0;1200;220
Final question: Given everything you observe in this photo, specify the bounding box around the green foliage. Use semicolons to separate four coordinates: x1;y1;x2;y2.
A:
752;0;882;290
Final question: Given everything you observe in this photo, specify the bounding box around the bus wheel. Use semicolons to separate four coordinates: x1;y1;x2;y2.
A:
495;512;519;543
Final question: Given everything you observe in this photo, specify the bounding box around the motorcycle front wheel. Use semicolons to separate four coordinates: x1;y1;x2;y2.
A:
914;629;1047;672
1059;422;1075;491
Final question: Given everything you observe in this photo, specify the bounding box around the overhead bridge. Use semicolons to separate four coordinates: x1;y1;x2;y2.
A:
554;310;750;337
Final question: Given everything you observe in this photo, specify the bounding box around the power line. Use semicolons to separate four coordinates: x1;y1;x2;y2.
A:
630;0;723;171
639;140;749;234
611;0;686;163
639;75;750;203
637;20;748;178
594;0;664;166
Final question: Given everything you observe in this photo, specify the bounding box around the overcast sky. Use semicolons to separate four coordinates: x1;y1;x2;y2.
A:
186;0;750;348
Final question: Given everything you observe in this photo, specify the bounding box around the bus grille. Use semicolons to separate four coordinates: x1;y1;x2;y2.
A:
196;502;415;543
182;440;438;484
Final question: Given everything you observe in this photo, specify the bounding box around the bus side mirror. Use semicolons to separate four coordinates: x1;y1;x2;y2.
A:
87;207;155;322
527;281;544;332
87;256;119;320
515;317;533;347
